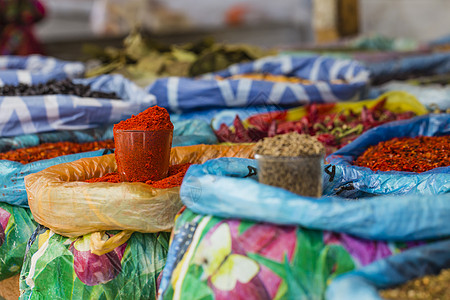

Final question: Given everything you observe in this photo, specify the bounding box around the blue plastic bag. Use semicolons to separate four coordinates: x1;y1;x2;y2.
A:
148;55;369;113
324;114;450;197
0;149;110;207
0;118;216;207
0;74;156;137
178;155;450;299
0;55;84;86
181;157;450;241
326;239;450;300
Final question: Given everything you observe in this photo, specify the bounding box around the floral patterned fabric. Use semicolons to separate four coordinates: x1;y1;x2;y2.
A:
158;208;422;300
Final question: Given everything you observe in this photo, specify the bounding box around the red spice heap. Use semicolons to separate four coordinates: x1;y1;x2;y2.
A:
85;163;192;189
114;105;174;182
85;172;120;183
0;140;115;164
146;163;191;188
114;106;173;131
355;136;450;173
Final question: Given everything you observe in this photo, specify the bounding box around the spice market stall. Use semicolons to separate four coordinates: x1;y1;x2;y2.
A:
0;29;449;299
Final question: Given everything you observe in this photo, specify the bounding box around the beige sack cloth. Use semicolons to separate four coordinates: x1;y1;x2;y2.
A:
25;144;254;253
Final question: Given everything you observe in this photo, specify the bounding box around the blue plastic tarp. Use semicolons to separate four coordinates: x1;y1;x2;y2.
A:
325;114;450;197
0;74;156;137
180;157;450;241
148;55;370;113
367;52;450;85
0;55;85;86
0;149;109;207
178;156;450;299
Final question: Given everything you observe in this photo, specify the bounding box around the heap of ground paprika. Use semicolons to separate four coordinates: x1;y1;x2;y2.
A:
85;163;191;189
114;106;173;131
355;135;450;172
114;106;174;182
0;140;115;164
145;163;191;188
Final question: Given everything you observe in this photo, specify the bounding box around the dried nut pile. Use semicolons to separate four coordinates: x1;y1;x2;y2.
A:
380;269;450;300
254;132;325;197
254;132;325;157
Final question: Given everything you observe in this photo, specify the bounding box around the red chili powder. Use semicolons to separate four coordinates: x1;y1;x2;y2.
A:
0;140;115;164
113;106;174;182
85;163;192;189
355;135;450;172
85;172;120;183
146;163;191;189
114;106;173;131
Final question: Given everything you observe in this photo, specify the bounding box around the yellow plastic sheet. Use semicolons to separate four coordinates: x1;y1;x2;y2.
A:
25;144;255;254
284;91;428;121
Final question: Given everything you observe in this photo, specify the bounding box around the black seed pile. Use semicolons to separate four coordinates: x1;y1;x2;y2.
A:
0;79;121;99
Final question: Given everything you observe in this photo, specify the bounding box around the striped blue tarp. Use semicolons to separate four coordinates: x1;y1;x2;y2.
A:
0;74;156;137
148;55;370;113
0;55;85;86
367;52;450;85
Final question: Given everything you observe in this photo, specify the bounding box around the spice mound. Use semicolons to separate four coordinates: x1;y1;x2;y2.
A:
85;163;191;189
254;133;324;197
113;105;174;182
254;132;325;157
355;135;450;173
380;269;450;300
0;79;120;99
114;106;173;131
0;140;115;164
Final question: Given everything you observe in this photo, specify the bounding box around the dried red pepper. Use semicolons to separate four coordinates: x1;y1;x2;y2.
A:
0;140;115;164
114;106;173;131
355;136;450;172
85;163;191;189
214;99;417;156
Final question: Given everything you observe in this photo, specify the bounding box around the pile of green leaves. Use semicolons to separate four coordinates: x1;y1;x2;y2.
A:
84;31;274;87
